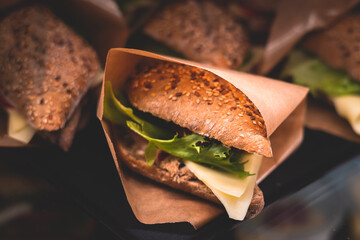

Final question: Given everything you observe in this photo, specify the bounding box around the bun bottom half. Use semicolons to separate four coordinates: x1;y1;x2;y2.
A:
112;126;264;219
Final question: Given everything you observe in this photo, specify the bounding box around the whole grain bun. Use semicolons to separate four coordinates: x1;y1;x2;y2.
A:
143;0;249;69
302;11;360;82
114;128;265;219
126;60;272;157
0;5;100;131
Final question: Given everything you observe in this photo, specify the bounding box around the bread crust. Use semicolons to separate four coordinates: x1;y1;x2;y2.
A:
302;11;360;82
144;0;249;69
0;5;100;131
113;127;264;219
126;60;272;157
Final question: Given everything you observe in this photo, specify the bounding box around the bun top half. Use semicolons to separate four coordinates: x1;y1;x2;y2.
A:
126;60;272;157
144;0;249;69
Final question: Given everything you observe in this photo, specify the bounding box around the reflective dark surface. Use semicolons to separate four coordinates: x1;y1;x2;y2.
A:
223;155;360;240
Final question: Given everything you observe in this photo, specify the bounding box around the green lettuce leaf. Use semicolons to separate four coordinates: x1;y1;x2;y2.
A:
281;50;360;97
103;82;252;178
127;121;251;178
103;81;172;139
145;141;157;166
237;47;263;73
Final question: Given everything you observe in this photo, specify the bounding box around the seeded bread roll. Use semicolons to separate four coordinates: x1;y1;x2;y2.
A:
126;60;272;157
0;5;100;131
114;128;265;219
302;11;360;82
144;0;249;69
38;94;91;151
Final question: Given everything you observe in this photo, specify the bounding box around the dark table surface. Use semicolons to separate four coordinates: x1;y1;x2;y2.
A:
1;117;359;240
226;154;360;240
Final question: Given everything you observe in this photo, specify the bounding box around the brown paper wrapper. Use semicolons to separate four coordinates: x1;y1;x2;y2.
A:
97;48;308;229
260;0;360;142
306;99;360;143
260;0;360;75
0;0;128;147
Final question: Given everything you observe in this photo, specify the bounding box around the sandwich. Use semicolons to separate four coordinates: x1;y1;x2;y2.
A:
124;0;263;72
103;59;269;220
281;9;360;135
0;5;101;150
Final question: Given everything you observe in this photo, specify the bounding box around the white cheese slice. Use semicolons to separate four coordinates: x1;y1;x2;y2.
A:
184;153;261;197
332;95;360;135
209;172;257;220
7;109;36;143
184;153;262;220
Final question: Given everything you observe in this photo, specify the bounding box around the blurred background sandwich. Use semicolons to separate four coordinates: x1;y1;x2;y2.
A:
282;7;360;135
0;5;102;150
118;0;276;72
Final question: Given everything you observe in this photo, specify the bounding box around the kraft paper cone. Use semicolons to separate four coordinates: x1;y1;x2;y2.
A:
0;0;128;147
260;0;360;141
97;48;308;229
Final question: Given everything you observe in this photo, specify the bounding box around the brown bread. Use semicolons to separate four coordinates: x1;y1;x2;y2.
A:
144;0;249;69
126;60;272;157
